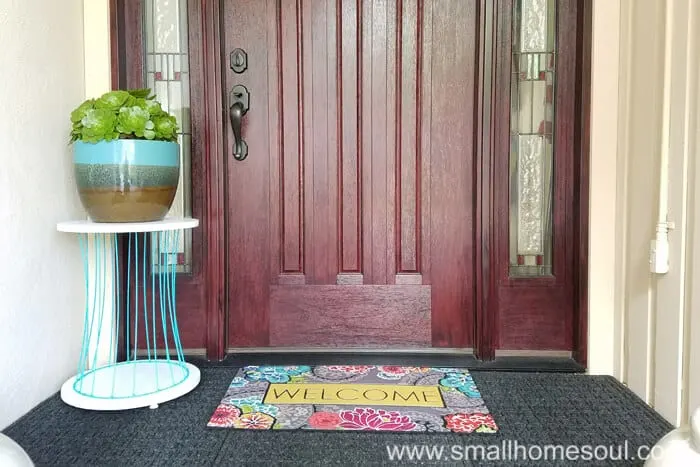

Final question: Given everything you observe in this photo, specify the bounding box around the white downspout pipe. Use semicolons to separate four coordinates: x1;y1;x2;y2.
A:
650;0;675;274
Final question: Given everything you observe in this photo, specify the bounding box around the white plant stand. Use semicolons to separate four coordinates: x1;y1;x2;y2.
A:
57;217;200;411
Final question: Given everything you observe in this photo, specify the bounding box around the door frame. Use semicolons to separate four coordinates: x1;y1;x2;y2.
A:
109;0;592;365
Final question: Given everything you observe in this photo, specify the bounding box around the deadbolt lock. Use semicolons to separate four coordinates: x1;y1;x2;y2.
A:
230;48;247;74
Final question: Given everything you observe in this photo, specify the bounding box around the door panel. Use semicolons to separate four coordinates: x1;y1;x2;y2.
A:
222;0;478;349
268;285;431;346
428;0;477;347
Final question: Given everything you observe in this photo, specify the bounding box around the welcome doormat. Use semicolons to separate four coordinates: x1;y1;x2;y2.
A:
207;365;498;433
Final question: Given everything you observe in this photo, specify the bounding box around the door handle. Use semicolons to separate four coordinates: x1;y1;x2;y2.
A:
229;85;249;160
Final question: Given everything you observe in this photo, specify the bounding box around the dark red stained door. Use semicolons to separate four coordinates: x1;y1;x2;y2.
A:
222;0;478;349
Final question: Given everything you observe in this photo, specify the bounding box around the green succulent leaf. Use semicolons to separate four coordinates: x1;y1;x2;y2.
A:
128;88;152;99
124;95;138;107
145;99;164;115
80;108;118;143
94;90;131;111
116;106;152;138
133;97;148;110
70;99;95;124
152;115;178;140
69;88;179;143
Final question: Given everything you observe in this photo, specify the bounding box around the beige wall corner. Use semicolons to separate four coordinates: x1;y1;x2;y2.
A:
680;0;700;426
587;0;622;376
651;0;695;426
618;0;666;405
612;0;700;426
688;32;700;424
83;0;111;96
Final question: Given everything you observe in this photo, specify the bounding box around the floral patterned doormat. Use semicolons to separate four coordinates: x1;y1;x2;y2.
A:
207;365;498;433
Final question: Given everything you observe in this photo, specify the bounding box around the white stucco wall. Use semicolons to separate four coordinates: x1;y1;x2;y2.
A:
0;0;87;429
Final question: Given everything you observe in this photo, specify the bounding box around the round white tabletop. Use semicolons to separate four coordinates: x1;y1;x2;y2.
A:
57;217;199;233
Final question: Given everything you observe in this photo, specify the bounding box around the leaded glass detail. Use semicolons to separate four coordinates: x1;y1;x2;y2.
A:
144;0;192;273
509;0;555;276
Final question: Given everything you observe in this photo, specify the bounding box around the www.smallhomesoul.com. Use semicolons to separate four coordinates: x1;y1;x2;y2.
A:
385;440;664;462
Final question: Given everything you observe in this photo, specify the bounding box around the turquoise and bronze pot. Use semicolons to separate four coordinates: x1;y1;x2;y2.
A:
73;139;179;222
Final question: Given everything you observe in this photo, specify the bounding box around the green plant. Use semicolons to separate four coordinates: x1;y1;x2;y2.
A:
69;89;179;143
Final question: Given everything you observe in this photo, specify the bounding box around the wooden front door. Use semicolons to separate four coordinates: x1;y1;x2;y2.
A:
222;0;479;350
113;0;590;362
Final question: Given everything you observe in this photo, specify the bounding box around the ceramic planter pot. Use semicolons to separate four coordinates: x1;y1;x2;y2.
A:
73;139;179;222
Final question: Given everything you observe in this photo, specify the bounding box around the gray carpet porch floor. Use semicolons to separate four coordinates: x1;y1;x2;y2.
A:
3;366;673;466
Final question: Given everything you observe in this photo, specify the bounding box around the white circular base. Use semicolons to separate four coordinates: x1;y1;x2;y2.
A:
60;361;200;411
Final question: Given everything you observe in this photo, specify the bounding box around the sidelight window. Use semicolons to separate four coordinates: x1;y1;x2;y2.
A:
509;0;556;277
143;0;193;273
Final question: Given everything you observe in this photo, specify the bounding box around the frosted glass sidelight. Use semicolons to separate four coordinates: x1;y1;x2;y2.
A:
520;0;547;52
509;0;555;276
516;135;545;255
144;0;192;273
517;0;555;53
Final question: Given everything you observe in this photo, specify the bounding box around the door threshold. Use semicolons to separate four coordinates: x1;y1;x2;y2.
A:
188;350;584;372
226;347;475;354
